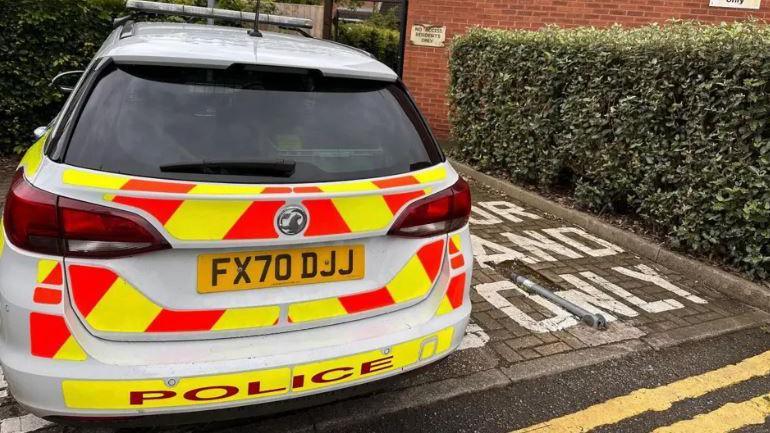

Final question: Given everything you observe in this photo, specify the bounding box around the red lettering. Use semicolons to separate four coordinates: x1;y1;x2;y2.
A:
247;381;286;395
361;356;394;375
292;374;305;390
130;390;176;405
183;385;238;401
311;367;354;384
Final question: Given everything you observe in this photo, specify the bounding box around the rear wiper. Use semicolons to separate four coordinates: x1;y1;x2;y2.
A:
160;159;296;177
410;161;434;171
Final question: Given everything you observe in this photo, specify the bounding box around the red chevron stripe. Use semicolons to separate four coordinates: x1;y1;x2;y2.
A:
383;190;425;215
41;263;62;285
30;313;70;358
446;273;466;309
33;287;62;305
448;239;459;254
224;201;284;240
373;175;419;189
145;310;225;332
303;199;351;236
68;265;118;316
451;254;465;269
262;187;292;194
417;239;445;282
122;179;195;193
339;287;395;314
294;186;322;193
112;196;184;225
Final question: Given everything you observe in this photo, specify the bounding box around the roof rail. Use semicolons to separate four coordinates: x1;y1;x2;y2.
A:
124;0;313;29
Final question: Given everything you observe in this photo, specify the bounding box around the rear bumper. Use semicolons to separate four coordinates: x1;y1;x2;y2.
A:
2;305;469;418
0;227;473;418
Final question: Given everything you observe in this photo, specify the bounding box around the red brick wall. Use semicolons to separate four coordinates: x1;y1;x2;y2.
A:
403;0;770;140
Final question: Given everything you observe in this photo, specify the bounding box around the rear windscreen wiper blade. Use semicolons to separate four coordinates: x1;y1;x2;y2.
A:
160;159;296;177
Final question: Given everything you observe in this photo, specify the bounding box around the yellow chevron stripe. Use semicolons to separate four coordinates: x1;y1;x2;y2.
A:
62;169;129;190
514;350;770;433
86;278;161;332
332;195;394;232
288;298;347;323
212;306;280;330
386;255;432;303
413;165;447;184
188;184;266;195
19;134;46;177
37;260;59;284
164;200;251;240
54;336;87;361
320;180;379;193
435;296;454;316
652;392;770;433
0;219;5;259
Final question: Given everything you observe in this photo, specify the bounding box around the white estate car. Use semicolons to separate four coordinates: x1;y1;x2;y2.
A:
0;3;472;422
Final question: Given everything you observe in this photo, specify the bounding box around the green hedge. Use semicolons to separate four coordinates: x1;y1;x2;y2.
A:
337;23;399;71
450;23;770;280
0;0;112;153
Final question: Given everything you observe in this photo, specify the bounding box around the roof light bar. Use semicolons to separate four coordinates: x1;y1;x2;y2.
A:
125;0;313;29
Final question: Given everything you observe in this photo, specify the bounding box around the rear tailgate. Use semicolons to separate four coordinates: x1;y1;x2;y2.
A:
37;162;456;341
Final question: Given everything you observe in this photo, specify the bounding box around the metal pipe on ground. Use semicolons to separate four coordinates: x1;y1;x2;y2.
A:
505;270;608;330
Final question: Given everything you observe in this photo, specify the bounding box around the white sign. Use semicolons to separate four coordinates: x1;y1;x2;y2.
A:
410;24;446;47
709;0;760;9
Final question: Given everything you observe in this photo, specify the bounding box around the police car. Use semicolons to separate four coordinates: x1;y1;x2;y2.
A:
0;0;472;421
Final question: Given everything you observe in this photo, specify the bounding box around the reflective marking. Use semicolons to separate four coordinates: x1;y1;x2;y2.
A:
212;306;281;331
513;350;770;433
18;134;46;178
652;392;770;433
164;200;252;240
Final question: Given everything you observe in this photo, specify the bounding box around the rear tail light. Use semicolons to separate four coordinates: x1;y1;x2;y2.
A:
388;177;471;237
3;170;169;258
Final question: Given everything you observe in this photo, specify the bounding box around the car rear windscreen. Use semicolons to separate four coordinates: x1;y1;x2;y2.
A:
64;64;441;184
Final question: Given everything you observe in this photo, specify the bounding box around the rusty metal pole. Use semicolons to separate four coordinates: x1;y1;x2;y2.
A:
322;0;334;39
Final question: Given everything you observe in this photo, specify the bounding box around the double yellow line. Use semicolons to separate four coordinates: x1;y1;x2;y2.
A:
514;350;770;433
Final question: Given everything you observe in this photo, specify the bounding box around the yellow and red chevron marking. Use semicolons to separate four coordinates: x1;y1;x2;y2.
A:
436;234;467;316
435;273;467;316
62;165;447;195
30;313;87;361
288;238;446;323
105;189;429;241
68;265;280;334
37;259;63;285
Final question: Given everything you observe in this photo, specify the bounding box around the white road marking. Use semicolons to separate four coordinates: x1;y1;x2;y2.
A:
477;201;541;223
469;206;503;225
0;414;52;433
471;235;536;269
542;227;624;257
475;280;578;333
459;323;490;350
501;231;583;262
613;265;707;304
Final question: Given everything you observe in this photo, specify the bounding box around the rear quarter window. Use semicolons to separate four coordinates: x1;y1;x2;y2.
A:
64;64;442;184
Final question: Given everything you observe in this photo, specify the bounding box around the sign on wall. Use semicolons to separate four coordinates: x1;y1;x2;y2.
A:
410;24;447;47
709;0;761;9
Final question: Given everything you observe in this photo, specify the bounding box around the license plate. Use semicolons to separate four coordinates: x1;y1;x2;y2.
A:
197;245;365;293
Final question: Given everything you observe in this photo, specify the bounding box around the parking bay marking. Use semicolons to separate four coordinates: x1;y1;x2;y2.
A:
512;349;770;433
